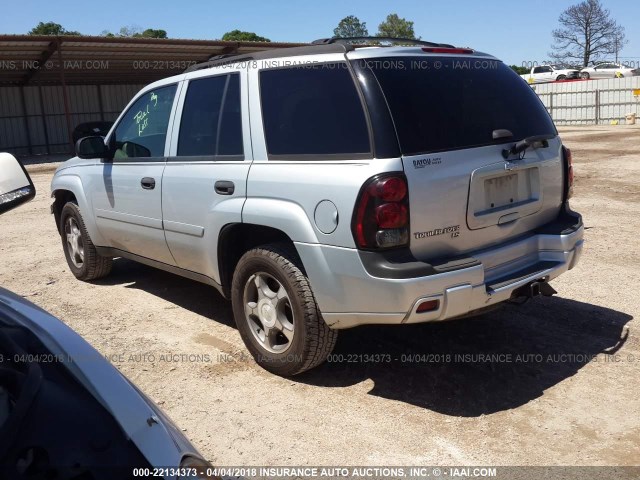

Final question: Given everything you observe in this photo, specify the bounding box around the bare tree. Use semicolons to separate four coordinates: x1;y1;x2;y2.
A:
550;0;627;67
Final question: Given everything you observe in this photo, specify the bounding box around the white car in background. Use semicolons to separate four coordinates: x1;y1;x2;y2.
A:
580;62;640;79
521;64;580;84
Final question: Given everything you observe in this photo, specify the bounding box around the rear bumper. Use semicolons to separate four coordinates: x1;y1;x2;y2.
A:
296;210;583;329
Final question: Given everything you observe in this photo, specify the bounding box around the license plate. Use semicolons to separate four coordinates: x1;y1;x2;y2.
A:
484;173;519;210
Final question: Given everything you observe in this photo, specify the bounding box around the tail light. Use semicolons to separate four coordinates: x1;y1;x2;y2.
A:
352;173;410;249
562;146;574;200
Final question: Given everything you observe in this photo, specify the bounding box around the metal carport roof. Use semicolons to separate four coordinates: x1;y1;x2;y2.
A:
0;35;306;86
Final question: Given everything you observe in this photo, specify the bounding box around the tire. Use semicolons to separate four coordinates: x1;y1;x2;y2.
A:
580;72;590;80
59;202;112;281
556;75;566;81
231;243;337;376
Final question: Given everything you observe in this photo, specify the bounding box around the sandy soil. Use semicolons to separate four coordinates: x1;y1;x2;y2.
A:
1;125;639;467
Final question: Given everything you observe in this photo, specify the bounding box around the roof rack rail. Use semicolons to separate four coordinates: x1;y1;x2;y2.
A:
184;43;353;73
312;36;456;48
207;53;240;62
185;53;255;72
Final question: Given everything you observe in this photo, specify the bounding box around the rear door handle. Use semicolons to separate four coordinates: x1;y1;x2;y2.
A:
215;180;235;195
141;177;156;190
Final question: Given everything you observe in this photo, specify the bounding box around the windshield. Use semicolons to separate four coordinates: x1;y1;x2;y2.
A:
366;56;557;156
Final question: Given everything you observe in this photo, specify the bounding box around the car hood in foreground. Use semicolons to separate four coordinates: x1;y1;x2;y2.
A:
0;287;200;470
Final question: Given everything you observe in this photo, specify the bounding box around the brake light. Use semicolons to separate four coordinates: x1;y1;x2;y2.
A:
422;47;474;54
373;176;407;202
376;203;408;228
562;146;574;200
353;174;410;249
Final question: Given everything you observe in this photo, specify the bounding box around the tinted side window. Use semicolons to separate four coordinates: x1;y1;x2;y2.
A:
369;57;556;155
260;64;370;157
114;85;177;159
177;74;243;158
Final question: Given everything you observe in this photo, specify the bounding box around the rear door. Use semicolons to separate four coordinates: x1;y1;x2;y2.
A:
594;64;614;79
365;55;563;261
162;67;251;284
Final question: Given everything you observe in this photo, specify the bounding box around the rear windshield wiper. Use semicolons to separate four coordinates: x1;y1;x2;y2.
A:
502;134;555;159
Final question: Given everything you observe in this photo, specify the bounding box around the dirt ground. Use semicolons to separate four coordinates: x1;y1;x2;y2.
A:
1;125;639;467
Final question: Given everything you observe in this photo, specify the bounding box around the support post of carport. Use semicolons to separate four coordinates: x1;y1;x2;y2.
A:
97;84;105;121
37;85;51;155
19;86;33;155
56;37;74;152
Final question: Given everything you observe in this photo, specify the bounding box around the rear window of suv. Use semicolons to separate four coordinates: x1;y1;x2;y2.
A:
367;57;556;155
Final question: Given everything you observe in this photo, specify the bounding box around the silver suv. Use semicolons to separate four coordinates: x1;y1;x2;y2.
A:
51;38;583;376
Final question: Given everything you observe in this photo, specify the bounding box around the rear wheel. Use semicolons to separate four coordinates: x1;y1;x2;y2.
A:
580;72;590;80
556;74;566;81
231;244;337;376
60;202;112;281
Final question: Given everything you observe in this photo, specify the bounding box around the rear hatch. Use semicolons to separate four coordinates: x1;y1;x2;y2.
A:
365;53;563;261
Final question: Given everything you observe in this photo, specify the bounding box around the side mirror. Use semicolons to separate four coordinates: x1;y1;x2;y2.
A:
0;153;36;215
76;136;112;160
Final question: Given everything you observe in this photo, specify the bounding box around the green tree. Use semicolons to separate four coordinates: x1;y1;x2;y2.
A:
100;26;167;38
100;26;138;37
333;15;369;38
137;28;167;39
221;30;271;42
510;65;530;75
377;13;416;39
29;21;81;36
100;25;168;38
116;25;142;37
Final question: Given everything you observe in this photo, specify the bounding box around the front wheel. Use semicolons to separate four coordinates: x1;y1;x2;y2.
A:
556;74;566;81
60;202;112;281
231;244;337;376
580;72;590;80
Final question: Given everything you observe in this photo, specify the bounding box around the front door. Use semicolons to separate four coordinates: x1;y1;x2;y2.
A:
88;83;180;265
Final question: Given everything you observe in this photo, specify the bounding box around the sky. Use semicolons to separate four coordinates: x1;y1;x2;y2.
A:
3;0;639;66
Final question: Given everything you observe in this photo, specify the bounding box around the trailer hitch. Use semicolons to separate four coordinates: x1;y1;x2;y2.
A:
510;279;557;303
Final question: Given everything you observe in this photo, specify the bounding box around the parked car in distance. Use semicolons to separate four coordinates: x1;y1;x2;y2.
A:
521;64;580;84
0;153;212;479
580;62;640;79
72;121;114;144
51;37;583;376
